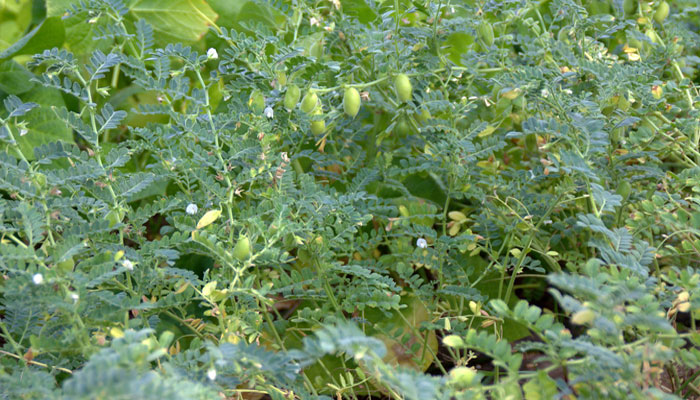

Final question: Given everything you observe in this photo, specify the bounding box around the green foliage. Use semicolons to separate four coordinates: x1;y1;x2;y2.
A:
1;0;700;399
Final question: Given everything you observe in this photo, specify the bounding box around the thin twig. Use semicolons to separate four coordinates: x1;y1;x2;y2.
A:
0;349;73;374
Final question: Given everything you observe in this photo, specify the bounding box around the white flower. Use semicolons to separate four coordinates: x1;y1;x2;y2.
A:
207;368;217;381
70;293;79;301
186;203;198;215
416;238;428;249
20;128;28;136
32;273;43;285
264;106;274;119
207;48;218;60
123;259;134;271
310;17;320;26
540;89;549;98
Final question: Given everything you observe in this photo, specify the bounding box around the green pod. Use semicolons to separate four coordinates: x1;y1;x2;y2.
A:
310;119;326;135
284;84;301;110
343;87;361;117
416;108;431;124
300;92;318;113
33;172;47;190
249;89;265;113
512;94;527;110
557;26;571;44
617;180;632;199
617;95;630;111
395;119;412;137
645;28;660;44
233;235;251;260
309;38;323;59
654;1;669;24
477;21;495;47
56;257;75;273
276;70;287;87
310;109;326;135
105;210;124;228
394;74;413;102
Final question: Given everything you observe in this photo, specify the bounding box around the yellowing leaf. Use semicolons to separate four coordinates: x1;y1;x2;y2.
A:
196;209;222;230
571;309;595;325
500;87;521;100
202;281;217;297
478;125;496;137
174;282;189;294
442;335;464;347
448;211;467;222
110;327;124;339
129;0;218;46
476;160;491;169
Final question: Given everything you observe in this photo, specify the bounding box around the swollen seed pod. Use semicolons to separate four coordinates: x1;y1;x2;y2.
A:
617;181;632;199
571;309;596;325
557;26;571;44
512;94;527;110
645;28;660;44
477;21;495;47
394;74;412;102
449;367;477;387
233;235;251;260
33;173;47;190
105;210;124;228
276;70;287;87
416;108;431;124
300;91;318;113
56;257;75;273
343;87;361;117
310;115;326;135
395;119;412;137
654;1;669;24
284;84;301;110
249;89;265;113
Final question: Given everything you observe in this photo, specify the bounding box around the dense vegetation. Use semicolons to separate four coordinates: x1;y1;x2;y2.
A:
1;0;700;398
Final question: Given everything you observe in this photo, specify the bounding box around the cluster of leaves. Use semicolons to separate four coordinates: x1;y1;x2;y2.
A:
1;0;700;398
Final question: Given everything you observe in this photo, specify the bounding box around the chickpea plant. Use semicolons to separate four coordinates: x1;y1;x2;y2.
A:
1;0;700;399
